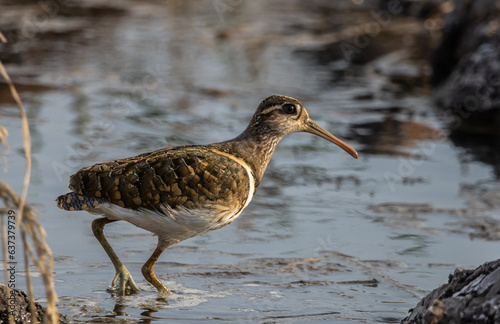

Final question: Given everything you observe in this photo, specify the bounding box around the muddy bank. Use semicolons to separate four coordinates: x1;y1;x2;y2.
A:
402;258;500;323
0;284;67;324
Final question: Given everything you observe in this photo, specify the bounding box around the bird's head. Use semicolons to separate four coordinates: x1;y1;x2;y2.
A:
249;95;358;159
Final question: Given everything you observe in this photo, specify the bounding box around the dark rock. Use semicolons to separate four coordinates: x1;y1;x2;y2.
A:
431;0;500;136
0;284;67;324
431;0;499;85
401;259;500;324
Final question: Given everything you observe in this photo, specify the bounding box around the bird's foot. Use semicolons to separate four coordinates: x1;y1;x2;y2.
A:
156;286;172;301
108;266;140;295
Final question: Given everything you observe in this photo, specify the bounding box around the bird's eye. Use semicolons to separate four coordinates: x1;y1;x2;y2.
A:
282;104;297;115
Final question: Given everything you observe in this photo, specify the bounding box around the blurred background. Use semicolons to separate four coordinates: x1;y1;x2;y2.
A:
1;0;499;322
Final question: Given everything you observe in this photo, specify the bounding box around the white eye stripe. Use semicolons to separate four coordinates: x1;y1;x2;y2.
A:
259;105;283;115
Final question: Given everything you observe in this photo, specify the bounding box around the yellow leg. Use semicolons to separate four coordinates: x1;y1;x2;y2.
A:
91;218;140;295
141;245;172;297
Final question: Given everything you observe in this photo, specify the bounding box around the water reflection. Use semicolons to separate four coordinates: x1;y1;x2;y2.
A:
450;132;500;178
350;117;440;156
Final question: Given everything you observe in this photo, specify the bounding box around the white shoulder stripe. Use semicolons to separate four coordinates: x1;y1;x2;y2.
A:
208;149;256;209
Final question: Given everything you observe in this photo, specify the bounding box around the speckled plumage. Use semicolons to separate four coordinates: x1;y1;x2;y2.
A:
58;192;108;211
62;146;252;212
56;95;358;296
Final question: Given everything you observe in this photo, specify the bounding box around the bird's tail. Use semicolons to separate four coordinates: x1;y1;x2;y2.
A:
57;192;108;211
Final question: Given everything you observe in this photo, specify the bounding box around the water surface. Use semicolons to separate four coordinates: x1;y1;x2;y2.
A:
1;1;499;323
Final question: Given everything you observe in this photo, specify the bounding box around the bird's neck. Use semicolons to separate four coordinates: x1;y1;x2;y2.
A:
218;128;284;184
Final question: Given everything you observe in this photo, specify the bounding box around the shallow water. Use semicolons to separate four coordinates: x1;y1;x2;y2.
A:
1;1;500;323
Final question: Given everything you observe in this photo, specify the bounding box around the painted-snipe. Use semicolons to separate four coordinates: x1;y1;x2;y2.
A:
57;95;358;297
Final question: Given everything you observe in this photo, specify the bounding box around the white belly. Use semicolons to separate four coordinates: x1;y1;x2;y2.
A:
93;201;247;245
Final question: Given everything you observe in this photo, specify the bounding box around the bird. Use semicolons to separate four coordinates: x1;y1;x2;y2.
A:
57;95;358;297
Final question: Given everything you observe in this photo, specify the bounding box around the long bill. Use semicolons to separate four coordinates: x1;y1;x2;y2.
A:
304;119;359;159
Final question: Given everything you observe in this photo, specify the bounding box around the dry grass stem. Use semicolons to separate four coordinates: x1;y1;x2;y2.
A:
0;59;30;227
0;125;10;171
0;55;59;323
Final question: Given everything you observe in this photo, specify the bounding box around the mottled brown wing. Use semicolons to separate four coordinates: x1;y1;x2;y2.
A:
68;146;250;212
